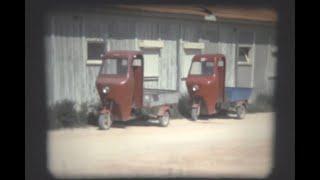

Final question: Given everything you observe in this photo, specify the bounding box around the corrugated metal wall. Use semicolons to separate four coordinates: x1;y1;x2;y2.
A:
45;11;276;105
136;17;179;90
265;31;277;96
252;27;276;100
219;23;237;87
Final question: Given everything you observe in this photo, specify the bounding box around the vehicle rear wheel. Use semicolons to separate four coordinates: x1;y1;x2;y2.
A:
98;113;112;130
236;104;246;119
191;106;200;121
159;111;170;127
217;109;228;116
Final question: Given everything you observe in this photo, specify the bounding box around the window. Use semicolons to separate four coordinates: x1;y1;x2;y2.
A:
87;41;105;60
237;31;254;65
218;60;224;67
100;59;128;75
189;61;214;76
86;38;106;65
143;49;160;78
87;42;104;60
182;49;202;78
238;47;252;63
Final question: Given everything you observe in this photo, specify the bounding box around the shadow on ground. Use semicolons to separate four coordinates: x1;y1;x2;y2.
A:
108;113;240;129
183;112;239;122
111;119;161;129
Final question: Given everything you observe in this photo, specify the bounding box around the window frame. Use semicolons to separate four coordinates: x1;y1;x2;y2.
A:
86;38;105;65
236;31;255;66
188;61;215;76
237;45;253;65
99;58;129;76
142;49;160;78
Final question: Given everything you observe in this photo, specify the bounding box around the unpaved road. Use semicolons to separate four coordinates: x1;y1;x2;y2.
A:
48;113;275;178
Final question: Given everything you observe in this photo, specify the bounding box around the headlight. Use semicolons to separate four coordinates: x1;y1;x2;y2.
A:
102;86;110;94
192;85;199;92
144;95;151;101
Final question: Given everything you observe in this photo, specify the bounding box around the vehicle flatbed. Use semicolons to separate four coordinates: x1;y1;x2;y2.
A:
143;89;179;107
225;87;253;102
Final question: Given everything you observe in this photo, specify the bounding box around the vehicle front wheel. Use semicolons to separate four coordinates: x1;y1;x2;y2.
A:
98;113;112;130
236;104;246;119
191;106;200;121
159;111;170;127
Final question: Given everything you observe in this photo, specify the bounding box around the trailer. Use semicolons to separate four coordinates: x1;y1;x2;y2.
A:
96;51;179;130
184;54;253;120
218;87;253;119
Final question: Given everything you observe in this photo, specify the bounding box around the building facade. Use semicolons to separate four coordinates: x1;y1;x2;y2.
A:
44;6;277;106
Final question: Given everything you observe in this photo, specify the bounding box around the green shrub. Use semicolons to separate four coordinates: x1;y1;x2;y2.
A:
247;94;274;113
77;102;89;126
48;100;102;129
48;100;78;129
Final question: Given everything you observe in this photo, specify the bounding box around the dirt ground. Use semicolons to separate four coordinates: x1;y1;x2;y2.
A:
47;112;275;178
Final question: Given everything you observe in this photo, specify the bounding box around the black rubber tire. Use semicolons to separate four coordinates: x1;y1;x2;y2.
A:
159;111;170;127
98;113;112;130
236;104;246;119
191;107;200;121
218;109;228;116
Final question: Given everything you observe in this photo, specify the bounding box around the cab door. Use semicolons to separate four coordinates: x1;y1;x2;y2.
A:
132;56;143;108
216;58;226;103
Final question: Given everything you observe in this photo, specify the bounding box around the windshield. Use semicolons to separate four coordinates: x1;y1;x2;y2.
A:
100;58;128;75
189;61;214;76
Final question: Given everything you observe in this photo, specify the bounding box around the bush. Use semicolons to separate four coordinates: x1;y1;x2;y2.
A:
247;94;274;113
48;100;101;130
48;100;78;129
77;102;89;125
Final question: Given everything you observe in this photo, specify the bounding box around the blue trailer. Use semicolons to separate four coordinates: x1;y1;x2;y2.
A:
218;87;253;119
225;87;253;102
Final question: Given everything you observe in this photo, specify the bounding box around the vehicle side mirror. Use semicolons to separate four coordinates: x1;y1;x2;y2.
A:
181;77;187;81
132;59;142;67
